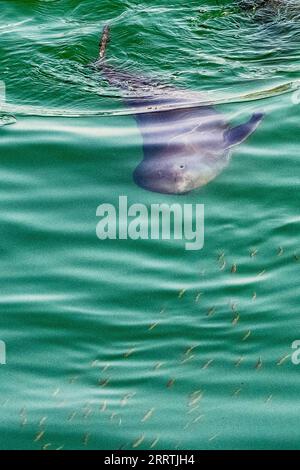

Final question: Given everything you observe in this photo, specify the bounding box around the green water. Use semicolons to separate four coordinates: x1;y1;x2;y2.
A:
0;0;300;450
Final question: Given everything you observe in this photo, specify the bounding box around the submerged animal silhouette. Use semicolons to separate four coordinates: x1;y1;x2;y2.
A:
239;0;282;9
238;0;300;20
95;26;263;195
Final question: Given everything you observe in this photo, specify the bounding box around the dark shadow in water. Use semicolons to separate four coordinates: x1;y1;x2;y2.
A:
238;0;300;22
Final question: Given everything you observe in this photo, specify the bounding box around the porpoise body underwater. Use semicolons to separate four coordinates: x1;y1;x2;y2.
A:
95;25;264;195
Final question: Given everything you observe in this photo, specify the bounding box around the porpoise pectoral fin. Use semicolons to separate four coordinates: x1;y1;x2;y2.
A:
225;112;264;148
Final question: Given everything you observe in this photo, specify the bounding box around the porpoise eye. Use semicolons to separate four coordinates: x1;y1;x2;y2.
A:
179;164;185;170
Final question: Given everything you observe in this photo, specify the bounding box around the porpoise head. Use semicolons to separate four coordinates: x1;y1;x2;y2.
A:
133;145;226;195
133;112;264;195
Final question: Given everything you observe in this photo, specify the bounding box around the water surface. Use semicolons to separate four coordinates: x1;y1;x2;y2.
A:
0;0;300;450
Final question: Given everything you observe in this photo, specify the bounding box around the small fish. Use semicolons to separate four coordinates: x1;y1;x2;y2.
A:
99;377;110;387
42;443;51;451
242;330;251;341
121;393;136;407
167;378;176;388
83;433;90;447
185;345;198;356
91;360;100;368
142;408;155;423
181;354;195;364
192;414;205;424
250;248;258;258
148;321;160;331
154;362;165;370
202;359;214;370
34;431;45;443
277;354;290;366
219;259;226;271
178;289;186;299
132;434;145;449
100;401;107;412
207;307;216;317
20;416;28;427
68;411;77;421
257;269;266;278
39;417;47;427
265;394;273;404
69;376;79;384
124;348;135;358
255;357;263;370
189;390;203;407
277;247;284;257
150;436;160;449
187;405;200;415
232;312;240;326
235;356;244;367
231;264;237;274
217;252;226;270
110;412;120;422
83;408;93;419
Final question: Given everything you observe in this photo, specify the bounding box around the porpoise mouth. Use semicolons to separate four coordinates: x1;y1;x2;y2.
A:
133;167;194;195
